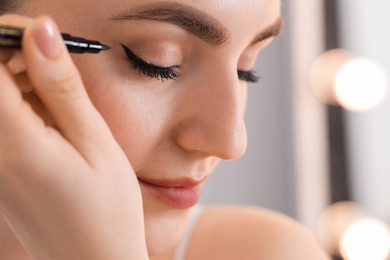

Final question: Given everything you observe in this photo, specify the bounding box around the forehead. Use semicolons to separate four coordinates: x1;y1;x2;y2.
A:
21;0;281;36
72;0;280;17
112;0;280;29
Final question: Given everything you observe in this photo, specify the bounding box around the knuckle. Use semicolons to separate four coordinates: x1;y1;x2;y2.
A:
44;67;82;95
6;52;26;74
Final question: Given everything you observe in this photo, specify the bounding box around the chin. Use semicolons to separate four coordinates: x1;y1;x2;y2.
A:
143;196;192;256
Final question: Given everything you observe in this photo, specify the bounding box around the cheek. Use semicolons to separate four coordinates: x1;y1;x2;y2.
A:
73;56;168;166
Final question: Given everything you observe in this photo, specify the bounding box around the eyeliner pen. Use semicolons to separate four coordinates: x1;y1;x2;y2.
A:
0;24;111;54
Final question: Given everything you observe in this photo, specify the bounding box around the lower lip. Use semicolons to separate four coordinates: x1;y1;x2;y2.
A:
139;180;201;209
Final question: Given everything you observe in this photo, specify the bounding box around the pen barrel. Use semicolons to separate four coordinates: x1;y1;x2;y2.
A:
0;25;22;48
0;24;110;54
62;33;103;54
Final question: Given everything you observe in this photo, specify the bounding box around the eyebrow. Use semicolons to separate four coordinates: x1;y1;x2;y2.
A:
251;16;283;45
111;2;283;46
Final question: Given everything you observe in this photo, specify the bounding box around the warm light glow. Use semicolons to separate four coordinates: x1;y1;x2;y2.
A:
340;218;390;260
310;49;353;105
334;58;388;112
316;201;366;256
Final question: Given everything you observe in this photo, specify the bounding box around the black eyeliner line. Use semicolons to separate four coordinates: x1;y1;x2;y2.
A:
120;43;258;83
120;43;176;70
120;43;179;80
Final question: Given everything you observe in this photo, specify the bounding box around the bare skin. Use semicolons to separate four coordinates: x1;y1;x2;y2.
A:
0;0;329;259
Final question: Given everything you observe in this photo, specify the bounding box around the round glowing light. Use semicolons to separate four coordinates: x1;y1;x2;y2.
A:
340;218;390;260
316;201;365;256
310;49;353;105
334;58;388;112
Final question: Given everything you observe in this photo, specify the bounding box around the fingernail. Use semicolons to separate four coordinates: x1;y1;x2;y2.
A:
33;18;62;59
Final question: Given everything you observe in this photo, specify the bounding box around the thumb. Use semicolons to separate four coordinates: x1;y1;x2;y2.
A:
22;17;114;163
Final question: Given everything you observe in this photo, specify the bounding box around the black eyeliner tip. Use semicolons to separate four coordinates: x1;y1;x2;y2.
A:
101;43;112;51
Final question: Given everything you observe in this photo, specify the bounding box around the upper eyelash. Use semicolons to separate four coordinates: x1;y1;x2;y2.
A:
121;43;179;81
237;70;260;83
121;43;259;83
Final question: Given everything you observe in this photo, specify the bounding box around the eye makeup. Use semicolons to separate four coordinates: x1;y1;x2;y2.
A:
121;43;179;81
237;70;260;83
120;43;259;83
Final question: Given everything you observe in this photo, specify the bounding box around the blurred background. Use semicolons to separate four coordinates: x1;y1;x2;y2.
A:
200;0;390;259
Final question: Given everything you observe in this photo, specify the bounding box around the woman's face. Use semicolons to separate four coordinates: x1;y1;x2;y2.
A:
16;0;281;255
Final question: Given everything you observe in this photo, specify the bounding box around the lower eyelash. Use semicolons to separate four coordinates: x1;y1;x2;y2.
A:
121;43;179;81
237;70;260;83
132;61;179;80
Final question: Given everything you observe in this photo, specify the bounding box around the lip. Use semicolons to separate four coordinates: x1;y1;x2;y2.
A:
138;177;203;209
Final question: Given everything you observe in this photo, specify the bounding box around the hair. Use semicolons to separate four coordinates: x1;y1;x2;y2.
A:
0;0;24;14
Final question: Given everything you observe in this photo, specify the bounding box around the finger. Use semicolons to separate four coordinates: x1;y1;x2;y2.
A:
0;64;23;120
0;15;43;133
0;16;46;139
12;72;33;93
0;14;32;27
0;63;42;145
6;52;26;75
22;91;56;127
22;17;115;163
0;49;16;63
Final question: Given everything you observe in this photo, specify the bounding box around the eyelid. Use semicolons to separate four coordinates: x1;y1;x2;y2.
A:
120;43;179;80
120;43;175;68
120;43;259;83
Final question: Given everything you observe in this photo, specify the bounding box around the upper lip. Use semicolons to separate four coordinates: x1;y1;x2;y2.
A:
137;176;207;188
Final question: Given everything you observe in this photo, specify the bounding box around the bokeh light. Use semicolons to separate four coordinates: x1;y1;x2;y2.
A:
316;201;365;256
310;49;388;112
334;58;387;112
340;218;390;260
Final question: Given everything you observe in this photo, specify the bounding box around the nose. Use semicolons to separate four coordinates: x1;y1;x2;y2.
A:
175;66;247;160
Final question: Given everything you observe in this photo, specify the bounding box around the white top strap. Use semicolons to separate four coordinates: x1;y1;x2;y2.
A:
174;205;203;260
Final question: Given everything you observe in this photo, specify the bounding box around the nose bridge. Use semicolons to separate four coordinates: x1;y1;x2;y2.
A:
176;66;247;160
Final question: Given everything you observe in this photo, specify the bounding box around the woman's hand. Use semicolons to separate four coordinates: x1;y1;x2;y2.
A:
0;15;148;260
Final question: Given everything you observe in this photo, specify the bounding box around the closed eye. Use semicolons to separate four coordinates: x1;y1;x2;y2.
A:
237;69;260;83
121;43;259;83
121;43;179;81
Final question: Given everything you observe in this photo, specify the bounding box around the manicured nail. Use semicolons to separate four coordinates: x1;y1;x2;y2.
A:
33;18;62;59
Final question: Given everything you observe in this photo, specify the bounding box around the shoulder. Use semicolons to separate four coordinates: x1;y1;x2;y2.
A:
187;206;330;260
